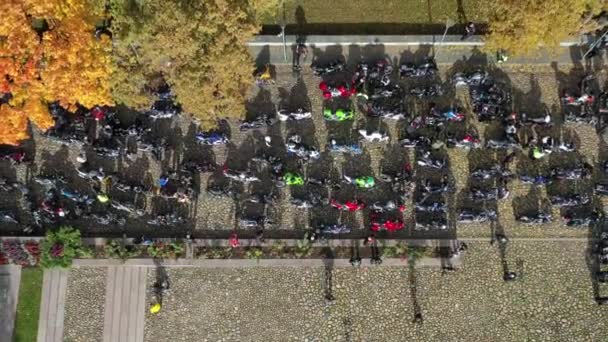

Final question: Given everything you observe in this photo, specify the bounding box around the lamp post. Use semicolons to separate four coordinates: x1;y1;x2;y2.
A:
280;0;287;62
583;29;608;59
435;18;455;60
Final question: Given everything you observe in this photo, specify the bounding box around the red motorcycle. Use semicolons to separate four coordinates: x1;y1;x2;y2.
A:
370;218;404;232
330;199;365;212
319;81;356;100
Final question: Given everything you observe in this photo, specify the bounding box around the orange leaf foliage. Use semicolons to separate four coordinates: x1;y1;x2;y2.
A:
0;0;112;145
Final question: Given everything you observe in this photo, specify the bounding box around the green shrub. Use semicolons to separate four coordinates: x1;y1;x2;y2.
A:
382;242;408;258
245;247;264;261
104;240;141;261
146;241;184;259
40;226;88;268
294;237;312;258
269;240;285;257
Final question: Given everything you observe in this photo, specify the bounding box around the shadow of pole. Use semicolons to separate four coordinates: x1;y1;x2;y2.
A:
323;247;335;302
152;257;169;305
408;257;423;324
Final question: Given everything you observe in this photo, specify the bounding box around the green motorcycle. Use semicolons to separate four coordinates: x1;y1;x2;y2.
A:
283;172;304;186
344;175;375;188
323;108;354;121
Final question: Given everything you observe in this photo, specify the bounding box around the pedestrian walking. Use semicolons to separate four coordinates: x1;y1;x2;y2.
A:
293;43;308;71
461;22;476;40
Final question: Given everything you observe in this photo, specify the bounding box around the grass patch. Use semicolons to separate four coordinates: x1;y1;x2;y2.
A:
13;267;43;342
268;0;487;25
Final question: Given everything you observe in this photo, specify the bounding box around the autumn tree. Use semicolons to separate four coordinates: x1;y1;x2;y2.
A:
484;0;607;56
0;0;112;145
109;0;279;128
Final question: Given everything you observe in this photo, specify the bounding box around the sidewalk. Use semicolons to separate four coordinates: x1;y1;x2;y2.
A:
37;269;69;342
248;34;600;66
102;266;147;342
0;265;21;342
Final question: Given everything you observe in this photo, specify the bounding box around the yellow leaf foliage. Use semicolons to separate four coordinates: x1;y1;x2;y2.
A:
110;0;280;127
0;0;112;145
484;0;608;56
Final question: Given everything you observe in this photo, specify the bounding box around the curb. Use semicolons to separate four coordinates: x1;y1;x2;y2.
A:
72;257;460;268
248;35;582;47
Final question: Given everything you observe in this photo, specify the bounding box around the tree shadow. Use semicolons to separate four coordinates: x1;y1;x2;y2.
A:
245;88;276;121
255;45;271;70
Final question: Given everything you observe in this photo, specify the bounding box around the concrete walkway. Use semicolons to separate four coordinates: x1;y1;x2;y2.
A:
74;257;460;268
248;34;604;66
37;269;69;342
0;265;21;342
102;266;147;342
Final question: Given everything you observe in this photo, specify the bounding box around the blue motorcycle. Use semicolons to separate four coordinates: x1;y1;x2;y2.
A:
195;132;228;145
328;139;363;155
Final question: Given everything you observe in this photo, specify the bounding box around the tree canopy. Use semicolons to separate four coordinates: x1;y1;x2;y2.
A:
109;0;279;128
484;0;607;55
0;0;112;145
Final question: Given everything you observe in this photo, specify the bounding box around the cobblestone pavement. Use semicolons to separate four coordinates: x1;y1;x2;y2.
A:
143;240;608;341
0;56;606;240
63;267;106;342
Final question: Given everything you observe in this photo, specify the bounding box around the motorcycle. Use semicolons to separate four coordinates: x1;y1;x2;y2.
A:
195;132;228;145
323;107;354;121
111;201;145;217
470;166;514;180
223;166;260;184
277;108;312;121
520;175;552;185
566;112;598;125
239;115;277;132
317;223;352;235
596;183;608;195
520;113;552;126
414;220;448;231
1;151;26;164
370;219;404;232
319;81;356;99
286;137;321;160
207;185;234;198
485;139;521;150
468;187;509;201
550;194;590;207
516;213;552;224
416;152;446;170
415;202;448;213
34;175;66;189
446;135;481;150
113;181;144;194
370;200;405;213
60;188;94;205
399;59;438;78
399;136;431;149
328;140;363;155
458;209;497;223
330;199;366;212
238;216;274;228
282;172;305;186
452;70;491;87
147;213;186;227
0;211;18;224
343;175;375;189
358;129;389;143
245;192;278;204
563;213;600;227
550;164;592;180
409;84;443;98
311;59;345;76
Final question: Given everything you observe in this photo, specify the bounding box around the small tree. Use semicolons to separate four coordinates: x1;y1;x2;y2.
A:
484;0;607;56
40;226;90;268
